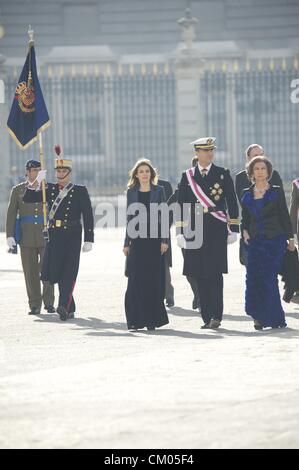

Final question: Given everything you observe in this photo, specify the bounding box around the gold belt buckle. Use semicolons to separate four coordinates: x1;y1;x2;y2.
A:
55;219;62;227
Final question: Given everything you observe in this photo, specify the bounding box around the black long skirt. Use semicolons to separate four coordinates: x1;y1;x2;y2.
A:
125;238;169;330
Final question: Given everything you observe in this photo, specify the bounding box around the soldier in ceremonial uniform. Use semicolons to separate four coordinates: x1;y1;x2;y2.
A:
23;147;94;321
176;137;239;329
6;159;55;315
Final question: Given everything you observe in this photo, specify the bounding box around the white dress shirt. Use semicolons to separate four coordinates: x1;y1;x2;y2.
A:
197;162;212;176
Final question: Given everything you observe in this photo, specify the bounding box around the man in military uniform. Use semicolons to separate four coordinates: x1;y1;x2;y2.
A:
176;137;239;329
23;147;94;321
290;177;299;298
6;159;55;315
290;177;299;243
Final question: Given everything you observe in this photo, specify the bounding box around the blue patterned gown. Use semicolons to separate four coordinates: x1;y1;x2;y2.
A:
242;190;287;328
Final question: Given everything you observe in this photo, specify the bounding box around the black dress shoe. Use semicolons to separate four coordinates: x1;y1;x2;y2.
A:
44;305;56;313
28;307;41;315
192;298;198;310
147;327;156;331
67;311;75;319
209;319;221;329
57;306;68;321
128;327;139;332
201;323;211;329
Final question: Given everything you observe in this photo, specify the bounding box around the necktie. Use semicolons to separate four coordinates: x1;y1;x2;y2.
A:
201;168;207;178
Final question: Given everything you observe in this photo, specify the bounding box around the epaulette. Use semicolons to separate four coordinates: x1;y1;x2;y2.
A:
215;165;230;174
15;182;26;189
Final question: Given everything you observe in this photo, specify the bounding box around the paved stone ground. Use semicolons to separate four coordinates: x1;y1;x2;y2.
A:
0;228;299;449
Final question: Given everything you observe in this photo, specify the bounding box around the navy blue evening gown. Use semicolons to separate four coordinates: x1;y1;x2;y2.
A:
243;192;287;328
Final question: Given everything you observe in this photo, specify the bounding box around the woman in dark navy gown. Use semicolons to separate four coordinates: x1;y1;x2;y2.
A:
123;159;169;331
241;156;295;330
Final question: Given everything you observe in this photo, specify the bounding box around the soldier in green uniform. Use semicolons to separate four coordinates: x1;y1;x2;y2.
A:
6;159;55;315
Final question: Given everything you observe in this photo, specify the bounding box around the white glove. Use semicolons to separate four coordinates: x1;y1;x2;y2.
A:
27;169;47;189
7;237;16;249
227;232;238;244
177;234;187;249
36;169;47;186
82;242;93;253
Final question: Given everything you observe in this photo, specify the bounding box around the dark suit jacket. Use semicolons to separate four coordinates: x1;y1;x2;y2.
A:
290;179;299;240
158;179;173;202
124;183;168;247
235;169;283;205
158;179;173;266
241;185;293;240
167;188;179;206
280;247;299;302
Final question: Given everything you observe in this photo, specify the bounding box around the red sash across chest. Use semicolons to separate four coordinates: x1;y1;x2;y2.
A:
186;167;228;224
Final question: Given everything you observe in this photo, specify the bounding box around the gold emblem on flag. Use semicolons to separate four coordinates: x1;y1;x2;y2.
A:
15;81;35;113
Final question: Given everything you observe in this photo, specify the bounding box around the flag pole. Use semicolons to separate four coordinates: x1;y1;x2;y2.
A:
28;25;49;241
38;132;49;241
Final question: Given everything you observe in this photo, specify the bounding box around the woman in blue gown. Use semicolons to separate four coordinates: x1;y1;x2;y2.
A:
241;156;295;330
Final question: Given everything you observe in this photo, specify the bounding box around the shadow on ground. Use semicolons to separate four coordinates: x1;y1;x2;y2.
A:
35;314;223;339
166;306;200;317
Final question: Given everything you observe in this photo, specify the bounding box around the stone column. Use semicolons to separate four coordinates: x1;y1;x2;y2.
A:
225;69;239;171
174;50;205;175
175;8;205;174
